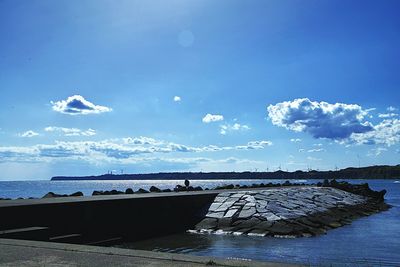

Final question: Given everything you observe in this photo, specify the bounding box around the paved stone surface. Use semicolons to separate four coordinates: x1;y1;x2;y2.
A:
0;238;300;267
193;187;386;237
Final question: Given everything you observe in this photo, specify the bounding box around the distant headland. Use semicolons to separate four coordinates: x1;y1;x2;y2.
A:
51;164;400;181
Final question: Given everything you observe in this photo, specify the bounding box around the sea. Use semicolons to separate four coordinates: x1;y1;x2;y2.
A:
0;179;399;266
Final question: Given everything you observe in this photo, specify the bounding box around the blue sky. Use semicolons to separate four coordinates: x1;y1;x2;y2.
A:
1;0;400;180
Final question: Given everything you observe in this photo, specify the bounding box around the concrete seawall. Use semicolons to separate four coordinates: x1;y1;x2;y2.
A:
0;191;218;244
0;186;389;244
0;186;390;266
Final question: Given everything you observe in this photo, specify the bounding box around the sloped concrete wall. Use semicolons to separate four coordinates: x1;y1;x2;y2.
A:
0;192;217;244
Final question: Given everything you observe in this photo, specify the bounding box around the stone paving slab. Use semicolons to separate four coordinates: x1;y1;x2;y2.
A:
0;238;301;267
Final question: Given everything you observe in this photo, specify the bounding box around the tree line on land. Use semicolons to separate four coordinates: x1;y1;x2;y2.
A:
51;164;400;180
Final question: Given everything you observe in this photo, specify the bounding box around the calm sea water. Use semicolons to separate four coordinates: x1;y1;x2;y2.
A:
1;179;399;266
0;179;311;199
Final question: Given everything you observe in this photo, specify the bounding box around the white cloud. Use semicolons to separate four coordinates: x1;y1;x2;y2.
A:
378;113;398;118
290;138;302;143
19;130;39;138
202;113;224;123
350;119;400;146
367;147;387;157
173;96;181;102
387;106;398;112
44;127;96;136
307;148;325;153
267;98;373;140
220;123;250;135
51;95;112;115
122;136;162;146
0;137;273;163
307;156;322;161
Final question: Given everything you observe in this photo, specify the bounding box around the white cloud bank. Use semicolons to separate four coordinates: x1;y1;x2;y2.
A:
0;136;273;164
350;119;400;146
19;130;39;138
220;123;250;135
378;113;398;118
202;113;224;123
268;98;400;147
267;98;372;139
44;127;96;136
51;95;112;115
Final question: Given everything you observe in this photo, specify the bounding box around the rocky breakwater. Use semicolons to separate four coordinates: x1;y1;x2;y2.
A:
192;186;390;238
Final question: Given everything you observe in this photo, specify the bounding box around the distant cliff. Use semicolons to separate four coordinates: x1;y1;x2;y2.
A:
51;165;400;180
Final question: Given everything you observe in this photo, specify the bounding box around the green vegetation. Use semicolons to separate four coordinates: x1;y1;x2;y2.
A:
51;165;400;181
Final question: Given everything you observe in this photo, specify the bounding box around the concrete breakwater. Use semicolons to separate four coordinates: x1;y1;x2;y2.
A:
0;182;390;246
0;191;217;245
192;186;389;238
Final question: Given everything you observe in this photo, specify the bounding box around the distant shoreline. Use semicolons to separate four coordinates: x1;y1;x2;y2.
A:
51;164;400;181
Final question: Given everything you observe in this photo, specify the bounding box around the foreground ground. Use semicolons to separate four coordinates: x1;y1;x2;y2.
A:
0;238;300;267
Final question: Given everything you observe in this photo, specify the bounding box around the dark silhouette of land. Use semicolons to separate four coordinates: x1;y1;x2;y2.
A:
51;164;400;181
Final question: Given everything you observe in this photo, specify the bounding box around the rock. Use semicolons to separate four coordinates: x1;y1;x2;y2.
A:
215;184;234;190
137;188;149;194
92;190;103;196
207;212;225;219
254;220;274;229
283;180;291;186
233;217;262;229
238;207;256;219
195;218;218;230
224;209;239;218
149;186;162;193
328;222;342;228
306;227;327;236
125;188;134;194
69;191;83;197
110;189;123;195
215;201;237;213
248;229;269;236
174;185;186;192
162;189;172;192
268;221;294;235
217;217;233;228
43;192;56;198
42;192;67;198
195;185;389;239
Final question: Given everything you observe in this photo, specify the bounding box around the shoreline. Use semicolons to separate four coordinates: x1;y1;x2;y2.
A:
51;164;400;181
